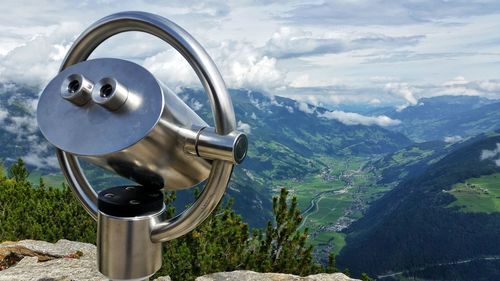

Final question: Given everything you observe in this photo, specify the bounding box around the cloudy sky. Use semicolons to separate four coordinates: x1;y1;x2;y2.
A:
1;0;500;110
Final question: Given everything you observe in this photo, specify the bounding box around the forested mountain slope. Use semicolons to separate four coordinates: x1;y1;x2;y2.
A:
338;132;500;280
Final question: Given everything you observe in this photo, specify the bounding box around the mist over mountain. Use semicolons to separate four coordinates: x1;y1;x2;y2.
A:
370;95;500;142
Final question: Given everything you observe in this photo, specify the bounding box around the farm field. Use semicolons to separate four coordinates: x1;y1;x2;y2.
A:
273;156;393;255
447;173;500;213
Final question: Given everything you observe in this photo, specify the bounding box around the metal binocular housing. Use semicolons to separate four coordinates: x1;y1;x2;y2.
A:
37;11;247;281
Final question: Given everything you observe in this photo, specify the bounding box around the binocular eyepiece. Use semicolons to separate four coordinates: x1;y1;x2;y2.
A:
39;57;247;190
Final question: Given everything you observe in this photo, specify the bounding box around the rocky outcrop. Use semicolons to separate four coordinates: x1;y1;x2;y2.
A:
0;239;108;281
0;240;357;281
196;271;359;281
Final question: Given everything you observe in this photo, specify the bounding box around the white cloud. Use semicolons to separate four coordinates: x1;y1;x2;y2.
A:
249;96;268;111
0;118;59;169
0;22;82;88
480;143;500;161
22;141;59;170
290;74;312;88
0;0;499;111
143;40;286;91
250;112;257;120
23;153;58;169
318;111;401;127
0;86;57;169
432;77;500;100
385;82;418;107
214;41;285;90
191;100;203;111
370;76;400;83
440;76;477;96
3;116;38;135
237;121;251;134
263;26;423;59
143;50;200;89
297;102;315;114
263;27;343;59
444;135;463;143
0;108;8;123
476;80;500;92
284;1;500;26
282;85;401;108
480;143;500;167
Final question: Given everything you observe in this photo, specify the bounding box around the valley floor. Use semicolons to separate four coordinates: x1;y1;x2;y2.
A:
273;156;393;256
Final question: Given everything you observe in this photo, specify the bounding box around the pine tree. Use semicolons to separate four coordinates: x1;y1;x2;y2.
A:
244;188;322;275
326;253;337;273
360;272;374;281
0;163;5;179
9;159;29;182
343;268;351;277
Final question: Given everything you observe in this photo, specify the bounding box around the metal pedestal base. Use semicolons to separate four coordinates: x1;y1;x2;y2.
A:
97;186;165;280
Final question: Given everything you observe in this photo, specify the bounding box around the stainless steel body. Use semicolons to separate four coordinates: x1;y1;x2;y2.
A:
37;11;248;281
189;127;248;164
98;207;164;280
38;58;212;190
55;12;240;231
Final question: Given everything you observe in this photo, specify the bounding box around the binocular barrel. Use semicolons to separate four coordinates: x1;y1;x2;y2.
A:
38;58;247;190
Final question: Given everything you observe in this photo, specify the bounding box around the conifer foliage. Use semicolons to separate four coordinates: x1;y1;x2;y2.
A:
0;160;338;281
0;159;96;243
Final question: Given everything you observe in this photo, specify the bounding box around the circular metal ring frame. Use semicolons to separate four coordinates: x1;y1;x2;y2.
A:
57;11;236;243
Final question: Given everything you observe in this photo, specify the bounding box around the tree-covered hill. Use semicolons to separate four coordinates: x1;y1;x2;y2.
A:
338;132;500;280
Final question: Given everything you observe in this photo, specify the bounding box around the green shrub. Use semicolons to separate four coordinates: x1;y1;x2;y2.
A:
0;160;337;281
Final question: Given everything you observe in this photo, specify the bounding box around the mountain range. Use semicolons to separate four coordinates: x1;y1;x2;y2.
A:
0;82;499;280
370;95;500;142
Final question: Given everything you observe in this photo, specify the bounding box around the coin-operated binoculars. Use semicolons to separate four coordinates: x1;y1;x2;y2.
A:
37;12;247;281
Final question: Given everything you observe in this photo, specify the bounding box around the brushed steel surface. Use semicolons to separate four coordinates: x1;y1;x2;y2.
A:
39;58;211;190
55;11;238;241
98;207;164;280
92;76;129;111
60;73;93;105
39;58;164;156
184;127;248;164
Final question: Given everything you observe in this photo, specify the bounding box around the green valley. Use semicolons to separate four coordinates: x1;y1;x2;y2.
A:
337;134;500;280
273;156;393;255
447;173;500;213
27;171;65;187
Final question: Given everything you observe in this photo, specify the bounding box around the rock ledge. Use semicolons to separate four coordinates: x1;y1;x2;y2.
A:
0;240;357;281
198;270;359;281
